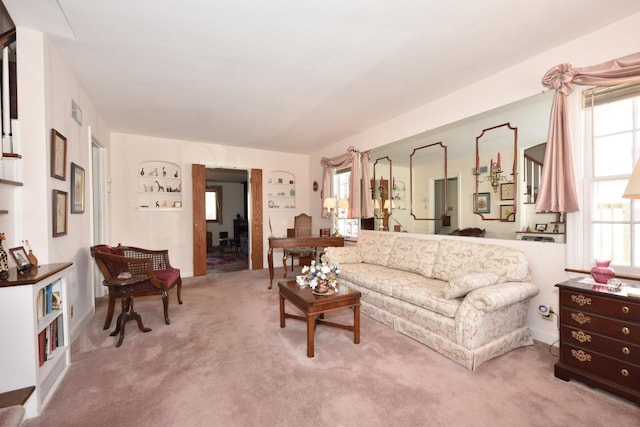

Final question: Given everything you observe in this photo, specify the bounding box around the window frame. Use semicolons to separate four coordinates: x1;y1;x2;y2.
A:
580;83;640;277
205;185;223;223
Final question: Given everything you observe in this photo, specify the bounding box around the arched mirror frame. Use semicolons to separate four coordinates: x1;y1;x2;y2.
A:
373;156;392;230
474;122;518;221
410;142;448;220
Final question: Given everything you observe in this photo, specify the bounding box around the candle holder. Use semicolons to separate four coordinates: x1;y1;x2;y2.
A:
475;162;511;193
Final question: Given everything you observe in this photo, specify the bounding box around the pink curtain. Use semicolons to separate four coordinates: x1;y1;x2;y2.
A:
537;51;640;213
320;146;361;218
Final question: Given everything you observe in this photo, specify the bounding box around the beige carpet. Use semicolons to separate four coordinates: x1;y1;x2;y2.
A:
24;268;639;427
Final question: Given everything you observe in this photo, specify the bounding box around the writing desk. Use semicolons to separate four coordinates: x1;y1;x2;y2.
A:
268;236;344;288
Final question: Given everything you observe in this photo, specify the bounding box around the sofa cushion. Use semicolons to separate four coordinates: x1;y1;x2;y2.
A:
442;272;500;299
338;263;423;296
357;231;396;266
324;246;362;264
392;278;461;318
432;239;529;283
387;236;440;278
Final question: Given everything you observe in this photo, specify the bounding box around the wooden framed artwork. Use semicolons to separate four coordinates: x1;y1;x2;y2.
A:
535;223;548;232
51;129;67;181
473;192;491;214
500;182;515;200
500;204;515;222
53;189;68;237
71;163;85;214
9;246;32;273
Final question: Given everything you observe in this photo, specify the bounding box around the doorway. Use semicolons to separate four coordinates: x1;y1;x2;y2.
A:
434;177;458;235
204;168;249;274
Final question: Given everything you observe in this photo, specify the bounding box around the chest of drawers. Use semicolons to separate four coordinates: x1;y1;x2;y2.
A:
555;279;640;404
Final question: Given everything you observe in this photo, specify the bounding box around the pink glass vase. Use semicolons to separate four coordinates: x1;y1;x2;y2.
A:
591;260;615;284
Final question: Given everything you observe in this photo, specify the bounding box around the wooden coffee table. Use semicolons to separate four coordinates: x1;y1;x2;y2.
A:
278;280;361;357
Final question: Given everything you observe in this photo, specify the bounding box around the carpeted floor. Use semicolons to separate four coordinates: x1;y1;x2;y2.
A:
23;269;640;427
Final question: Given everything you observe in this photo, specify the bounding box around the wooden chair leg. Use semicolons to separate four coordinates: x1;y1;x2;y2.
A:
176;279;183;304
162;291;170;325
103;292;117;330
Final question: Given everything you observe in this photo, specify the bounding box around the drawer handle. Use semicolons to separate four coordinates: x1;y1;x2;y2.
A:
571;312;591;325
571;349;592;362
571;294;591;306
622;326;630;335
622;306;630;314
622;347;630;355
621;369;629;377
571;330;592;343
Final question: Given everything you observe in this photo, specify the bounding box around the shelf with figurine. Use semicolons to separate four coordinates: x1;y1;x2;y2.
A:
137;161;182;210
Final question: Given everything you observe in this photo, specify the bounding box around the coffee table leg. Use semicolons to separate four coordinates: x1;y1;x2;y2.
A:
354;305;360;344
279;294;285;328
307;314;315;358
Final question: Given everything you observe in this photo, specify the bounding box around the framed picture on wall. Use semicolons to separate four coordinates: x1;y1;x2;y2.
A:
50;129;67;181
473;192;491;214
70;163;85;214
500;182;515;200
500;204;515;222
53;189;68;237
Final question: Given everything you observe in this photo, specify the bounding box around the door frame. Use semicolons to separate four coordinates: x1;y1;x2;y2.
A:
192;165;263;275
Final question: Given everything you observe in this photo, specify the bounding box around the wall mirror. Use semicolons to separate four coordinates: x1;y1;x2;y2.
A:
368;90;557;241
373;156;392;231
523;142;546;204
474;123;517;221
410;142;447;221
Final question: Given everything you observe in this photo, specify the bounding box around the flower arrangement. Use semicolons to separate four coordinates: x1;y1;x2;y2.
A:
299;254;340;294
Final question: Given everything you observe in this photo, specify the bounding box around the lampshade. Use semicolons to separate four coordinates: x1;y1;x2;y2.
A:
623;160;640;199
337;198;349;209
323;197;336;209
383;199;396;209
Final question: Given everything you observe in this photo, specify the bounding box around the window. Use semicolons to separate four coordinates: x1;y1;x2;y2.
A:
332;168;359;238
206;186;222;222
584;83;640;274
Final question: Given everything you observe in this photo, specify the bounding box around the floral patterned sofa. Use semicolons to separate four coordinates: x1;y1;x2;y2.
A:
324;230;539;370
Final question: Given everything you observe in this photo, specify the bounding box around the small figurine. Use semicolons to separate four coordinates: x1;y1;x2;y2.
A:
162;166;167;177
139;167;145;176
155;201;160;208
174;170;179;178
156;180;165;192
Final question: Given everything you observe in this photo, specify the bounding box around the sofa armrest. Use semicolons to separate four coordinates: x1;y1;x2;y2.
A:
464;282;540;313
324;246;362;264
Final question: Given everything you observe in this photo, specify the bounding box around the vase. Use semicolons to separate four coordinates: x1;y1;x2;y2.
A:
591;260;615;284
27;250;38;268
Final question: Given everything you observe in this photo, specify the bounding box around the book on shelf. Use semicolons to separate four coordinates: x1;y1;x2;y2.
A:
38;330;46;366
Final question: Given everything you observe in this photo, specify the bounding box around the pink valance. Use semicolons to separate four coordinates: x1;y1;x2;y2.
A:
537;51;640;213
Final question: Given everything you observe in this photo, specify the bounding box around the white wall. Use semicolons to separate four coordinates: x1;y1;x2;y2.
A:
308;12;640;345
15;28;111;340
109;133;313;275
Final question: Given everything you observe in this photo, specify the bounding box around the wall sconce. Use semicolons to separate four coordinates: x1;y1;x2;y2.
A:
475;152;511;192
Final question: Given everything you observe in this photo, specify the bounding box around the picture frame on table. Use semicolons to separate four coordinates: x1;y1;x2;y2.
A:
500;205;515;222
53;190;68;237
473;192;491;214
50;129;67;181
535;223;548;232
500;182;515;200
70;163;85;214
9;246;32;273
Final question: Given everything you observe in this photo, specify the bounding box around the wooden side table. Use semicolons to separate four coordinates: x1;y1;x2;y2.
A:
278;280;360;357
104;274;152;347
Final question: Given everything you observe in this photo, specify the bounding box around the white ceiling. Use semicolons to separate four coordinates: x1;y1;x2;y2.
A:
4;1;640;154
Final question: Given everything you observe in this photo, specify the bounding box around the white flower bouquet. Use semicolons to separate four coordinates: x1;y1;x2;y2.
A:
299;254;340;294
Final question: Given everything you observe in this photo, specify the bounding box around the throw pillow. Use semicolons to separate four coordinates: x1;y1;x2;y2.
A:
442;272;499;299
